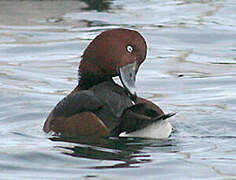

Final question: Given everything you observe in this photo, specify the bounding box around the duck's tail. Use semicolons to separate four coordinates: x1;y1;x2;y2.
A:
112;108;176;135
151;112;177;122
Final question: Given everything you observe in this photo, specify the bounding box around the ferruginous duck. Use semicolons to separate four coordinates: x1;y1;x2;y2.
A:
43;28;175;139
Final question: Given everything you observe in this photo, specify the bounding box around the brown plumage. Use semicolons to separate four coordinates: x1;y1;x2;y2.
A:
43;28;174;139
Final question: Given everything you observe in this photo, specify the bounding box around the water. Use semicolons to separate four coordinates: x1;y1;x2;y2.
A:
0;0;236;179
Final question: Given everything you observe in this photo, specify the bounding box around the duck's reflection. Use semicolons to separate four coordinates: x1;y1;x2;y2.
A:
79;0;112;12
50;136;177;169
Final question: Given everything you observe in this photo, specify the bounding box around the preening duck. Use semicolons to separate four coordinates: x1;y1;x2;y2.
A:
43;28;175;139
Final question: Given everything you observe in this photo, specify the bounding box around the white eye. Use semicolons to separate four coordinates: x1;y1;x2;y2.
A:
126;45;134;53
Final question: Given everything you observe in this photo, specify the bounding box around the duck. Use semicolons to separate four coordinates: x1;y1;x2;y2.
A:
43;28;175;139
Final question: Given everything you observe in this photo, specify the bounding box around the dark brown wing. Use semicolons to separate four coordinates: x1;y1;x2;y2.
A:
43;81;133;137
89;81;134;131
91;81;133;117
43;90;109;138
111;98;175;135
52;90;103;117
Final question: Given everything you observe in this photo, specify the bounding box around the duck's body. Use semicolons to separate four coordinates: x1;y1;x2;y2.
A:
43;29;174;139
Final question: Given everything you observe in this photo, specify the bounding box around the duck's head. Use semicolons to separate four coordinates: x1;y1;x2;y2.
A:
79;28;147;100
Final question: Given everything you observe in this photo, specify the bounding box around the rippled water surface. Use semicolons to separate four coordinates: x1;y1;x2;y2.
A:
0;0;236;179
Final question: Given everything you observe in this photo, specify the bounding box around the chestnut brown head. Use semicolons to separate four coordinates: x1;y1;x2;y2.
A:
79;28;147;98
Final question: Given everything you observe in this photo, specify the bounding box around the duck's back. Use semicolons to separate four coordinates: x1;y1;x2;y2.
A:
91;81;133;116
90;81;133;130
43;81;133;136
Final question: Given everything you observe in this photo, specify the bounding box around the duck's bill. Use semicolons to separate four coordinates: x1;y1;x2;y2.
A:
119;62;137;101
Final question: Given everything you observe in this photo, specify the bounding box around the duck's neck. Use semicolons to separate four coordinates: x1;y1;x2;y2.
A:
78;72;112;90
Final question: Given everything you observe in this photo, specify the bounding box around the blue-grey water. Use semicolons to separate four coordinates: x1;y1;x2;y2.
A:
0;0;236;179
